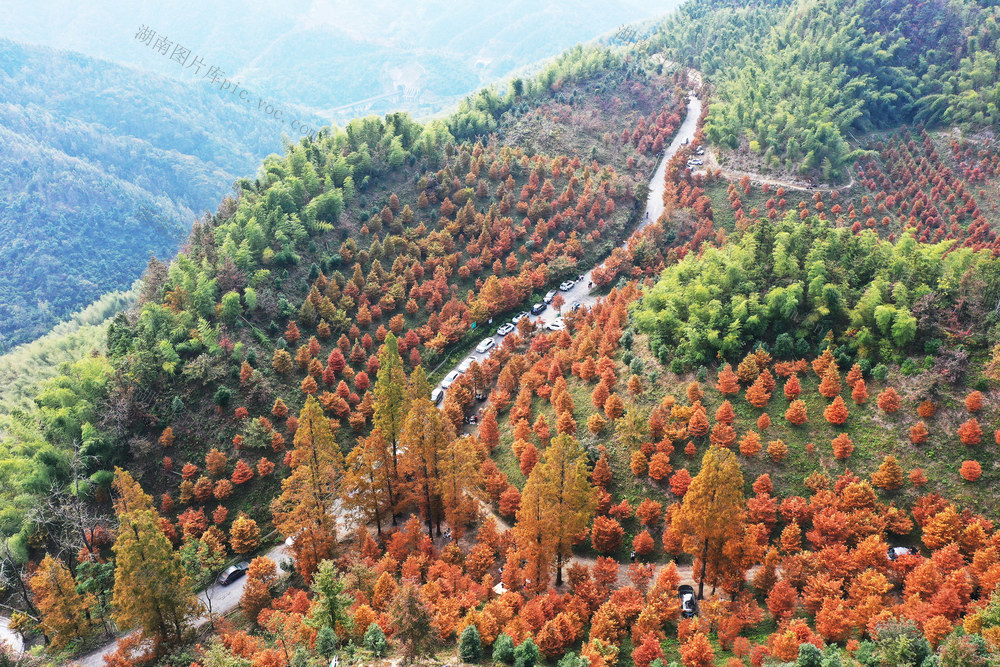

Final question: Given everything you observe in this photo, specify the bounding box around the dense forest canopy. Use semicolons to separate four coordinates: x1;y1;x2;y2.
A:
651;0;1000;180
636;217;1000;367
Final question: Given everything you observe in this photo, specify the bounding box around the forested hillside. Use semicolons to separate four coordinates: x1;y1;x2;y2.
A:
652;0;1000;181
0;40;319;351
0;43;686;663
7;0;1000;665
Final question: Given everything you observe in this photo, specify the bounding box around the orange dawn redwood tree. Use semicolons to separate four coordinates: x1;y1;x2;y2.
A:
671;446;744;599
831;433;854;460
688;406;710;438
401;387;453;538
717;364;740;396
110;469;199;646
270;394;343;582
959;418;983;445
342;431;393;535
514;433;595;586
871;455;903;490
877;388;901;414
31;554;95;648
785;400;808;426
783;374;801;400
824;396;849;425
960;460;982;481
739;430;762;457
852;378;869;404
818;366;841;399
745;375;771;408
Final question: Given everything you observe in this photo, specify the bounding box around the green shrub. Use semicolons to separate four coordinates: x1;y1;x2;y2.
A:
364;623;387;657
492;633;515;664
459;624;482;662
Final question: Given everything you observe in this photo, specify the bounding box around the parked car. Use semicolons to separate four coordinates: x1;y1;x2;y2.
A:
458;356;476;372
687;158;704;166
475;338;496;354
559;279;576;291
431;387;444;405
511;311;529;324
696;147;705;155
218;562;251;586
531;302;547;315
679;585;698;618
570;301;583;312
463;413;479;425
497;322;515;336
544;290;557;303
887;546;918;561
441;370;462;389
545;319;566;331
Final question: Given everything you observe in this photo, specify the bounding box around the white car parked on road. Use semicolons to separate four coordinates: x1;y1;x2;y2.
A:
475;338;496;354
441;370;461;389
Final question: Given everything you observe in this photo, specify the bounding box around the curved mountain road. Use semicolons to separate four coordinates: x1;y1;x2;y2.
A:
72;543;293;667
437;93;703;400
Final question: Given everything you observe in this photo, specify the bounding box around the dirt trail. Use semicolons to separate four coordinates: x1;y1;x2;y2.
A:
701;146;856;193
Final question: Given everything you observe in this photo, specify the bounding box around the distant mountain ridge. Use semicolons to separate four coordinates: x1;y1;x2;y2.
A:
0;38;317;351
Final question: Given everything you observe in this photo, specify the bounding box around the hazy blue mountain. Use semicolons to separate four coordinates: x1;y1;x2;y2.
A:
0;39;322;351
0;0;683;120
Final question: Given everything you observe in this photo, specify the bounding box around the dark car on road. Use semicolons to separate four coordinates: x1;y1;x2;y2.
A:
679;585;698;618
530;302;546;315
218;561;250;585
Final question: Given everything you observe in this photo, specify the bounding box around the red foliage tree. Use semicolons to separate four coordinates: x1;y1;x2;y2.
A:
231;460;254;485
910;421;929;444
745;375;771;408
633;632;665;667
783;374;801;400
680;632;715;667
766;579;798;620
831;433;853;460
670;469;693;496
852;378;869;404
757;413;771;431
959;418;983;445
633;530;655;557
591;516;625;554
739;430;762;457
716;364;740;396
818;366;841;399
649;452;673;480
824;396;849;425
876;388;901;414
960;460;982;482
785;400;808;426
